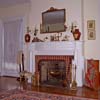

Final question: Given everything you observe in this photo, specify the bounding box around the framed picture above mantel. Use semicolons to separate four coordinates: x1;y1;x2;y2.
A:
40;7;67;33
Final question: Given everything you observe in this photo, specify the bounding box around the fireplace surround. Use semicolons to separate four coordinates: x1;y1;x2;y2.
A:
28;41;84;87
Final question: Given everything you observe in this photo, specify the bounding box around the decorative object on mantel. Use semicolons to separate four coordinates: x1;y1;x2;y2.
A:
43;36;48;41
71;22;81;40
24;26;31;43
56;32;62;41
50;35;55;41
32;37;43;42
25;34;31;43
32;26;43;42
72;29;81;40
33;26;38;36
71;22;77;33
50;33;62;41
62;35;69;41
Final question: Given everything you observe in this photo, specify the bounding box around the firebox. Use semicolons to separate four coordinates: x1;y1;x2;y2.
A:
39;60;66;86
35;55;73;88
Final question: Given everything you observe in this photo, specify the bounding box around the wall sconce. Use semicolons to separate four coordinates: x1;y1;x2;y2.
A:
33;26;38;36
71;21;77;33
27;26;31;33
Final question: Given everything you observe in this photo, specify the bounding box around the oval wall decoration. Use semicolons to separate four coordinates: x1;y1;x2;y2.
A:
25;33;31;43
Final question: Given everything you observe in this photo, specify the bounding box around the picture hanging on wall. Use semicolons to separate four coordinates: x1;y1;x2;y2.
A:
87;20;96;40
88;29;96;40
85;59;100;90
87;20;95;30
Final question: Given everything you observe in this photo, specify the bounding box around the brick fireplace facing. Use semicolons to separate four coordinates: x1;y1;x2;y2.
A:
35;55;74;87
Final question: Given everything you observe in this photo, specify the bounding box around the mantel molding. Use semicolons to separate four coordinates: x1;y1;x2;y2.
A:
27;41;83;52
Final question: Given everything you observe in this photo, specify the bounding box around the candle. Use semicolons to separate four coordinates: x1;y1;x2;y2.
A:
22;53;24;71
19;64;21;72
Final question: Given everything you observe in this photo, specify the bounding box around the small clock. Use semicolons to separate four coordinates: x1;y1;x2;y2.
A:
25;33;31;43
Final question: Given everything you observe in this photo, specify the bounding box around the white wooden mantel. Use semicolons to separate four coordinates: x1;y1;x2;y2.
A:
24;41;84;87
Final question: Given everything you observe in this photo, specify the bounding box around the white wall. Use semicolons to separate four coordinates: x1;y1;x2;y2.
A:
84;0;100;59
0;3;30;37
0;0;100;79
0;3;31;74
0;0;83;74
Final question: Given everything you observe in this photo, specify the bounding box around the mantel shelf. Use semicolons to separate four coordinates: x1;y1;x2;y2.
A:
31;40;83;44
25;40;83;53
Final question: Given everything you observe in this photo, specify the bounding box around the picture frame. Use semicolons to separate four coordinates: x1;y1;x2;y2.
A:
41;7;66;33
88;29;96;40
85;59;100;90
87;20;95;29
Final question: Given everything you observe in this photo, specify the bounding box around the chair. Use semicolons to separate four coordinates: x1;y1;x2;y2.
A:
17;51;32;83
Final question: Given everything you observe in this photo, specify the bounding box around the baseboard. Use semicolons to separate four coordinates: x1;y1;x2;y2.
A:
2;75;18;78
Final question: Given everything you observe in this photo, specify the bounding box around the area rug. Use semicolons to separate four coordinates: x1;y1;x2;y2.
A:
0;89;98;100
0;89;72;100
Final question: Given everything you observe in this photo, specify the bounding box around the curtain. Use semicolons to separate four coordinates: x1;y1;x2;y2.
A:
4;19;23;64
0;20;3;74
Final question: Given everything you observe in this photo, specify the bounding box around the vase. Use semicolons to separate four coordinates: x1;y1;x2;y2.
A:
73;29;81;40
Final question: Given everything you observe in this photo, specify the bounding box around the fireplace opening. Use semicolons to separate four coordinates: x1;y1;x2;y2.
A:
39;60;66;87
35;55;73;88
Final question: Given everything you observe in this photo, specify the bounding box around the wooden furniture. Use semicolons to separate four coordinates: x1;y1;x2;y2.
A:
17;51;32;83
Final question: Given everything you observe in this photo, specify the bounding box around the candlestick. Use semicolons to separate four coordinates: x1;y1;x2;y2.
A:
22;53;24;71
19;64;21;72
71;59;77;90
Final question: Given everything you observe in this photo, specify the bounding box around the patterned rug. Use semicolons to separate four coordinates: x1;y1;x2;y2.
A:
0;89;72;100
0;89;98;100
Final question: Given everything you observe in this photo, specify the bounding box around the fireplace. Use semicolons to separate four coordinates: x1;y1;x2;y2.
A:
35;55;73;88
29;41;84;86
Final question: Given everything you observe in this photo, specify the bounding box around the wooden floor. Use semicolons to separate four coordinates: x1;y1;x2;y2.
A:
0;76;99;99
